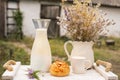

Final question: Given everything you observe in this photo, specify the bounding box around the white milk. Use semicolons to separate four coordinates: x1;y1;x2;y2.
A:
30;29;52;72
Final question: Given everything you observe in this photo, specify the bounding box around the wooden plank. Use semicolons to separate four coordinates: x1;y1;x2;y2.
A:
7;23;16;25
40;0;61;2
92;0;120;7
0;0;5;38
8;0;19;2
7;16;14;18
7;8;18;10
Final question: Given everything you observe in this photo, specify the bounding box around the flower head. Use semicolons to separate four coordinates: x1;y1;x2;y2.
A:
26;68;40;80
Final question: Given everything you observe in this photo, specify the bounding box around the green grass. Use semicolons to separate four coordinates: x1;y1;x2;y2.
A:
0;36;120;79
49;38;71;57
21;36;34;48
0;40;30;78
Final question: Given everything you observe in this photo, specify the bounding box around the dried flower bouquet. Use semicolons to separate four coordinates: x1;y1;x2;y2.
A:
57;0;115;41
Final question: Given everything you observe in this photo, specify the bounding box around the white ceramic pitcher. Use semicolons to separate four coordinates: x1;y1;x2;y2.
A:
64;41;94;68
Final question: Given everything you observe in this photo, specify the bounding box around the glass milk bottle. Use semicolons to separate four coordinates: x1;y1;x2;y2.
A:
30;19;51;72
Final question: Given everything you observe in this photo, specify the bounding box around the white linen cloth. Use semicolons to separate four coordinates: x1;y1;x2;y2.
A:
13;66;105;80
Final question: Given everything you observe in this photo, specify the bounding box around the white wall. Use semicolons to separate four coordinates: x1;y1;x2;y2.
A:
20;0;40;38
60;6;67;36
100;7;120;37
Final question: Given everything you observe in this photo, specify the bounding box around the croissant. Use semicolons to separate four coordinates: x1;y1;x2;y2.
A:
49;60;70;77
